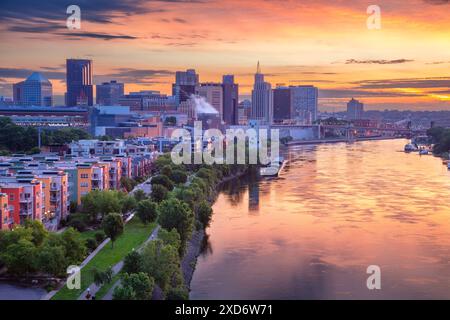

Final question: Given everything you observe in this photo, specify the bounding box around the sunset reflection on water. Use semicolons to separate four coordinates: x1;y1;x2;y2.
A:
190;139;450;299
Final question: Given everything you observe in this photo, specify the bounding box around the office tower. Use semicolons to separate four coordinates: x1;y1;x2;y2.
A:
172;69;199;106
222;75;239;125
347;98;364;120
251;62;273;123
273;86;292;122
196;83;223;120
13;72;52;106
96;80;124;105
238;99;252;125
118;90;170;112
66;59;93;106
290;85;318;124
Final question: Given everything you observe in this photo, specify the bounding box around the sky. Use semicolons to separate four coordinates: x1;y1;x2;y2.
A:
0;0;449;111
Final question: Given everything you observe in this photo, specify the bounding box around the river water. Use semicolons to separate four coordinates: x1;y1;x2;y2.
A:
0;283;46;300
190;139;450;299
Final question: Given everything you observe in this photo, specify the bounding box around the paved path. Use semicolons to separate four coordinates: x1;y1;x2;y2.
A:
101;226;160;300
78;225;160;300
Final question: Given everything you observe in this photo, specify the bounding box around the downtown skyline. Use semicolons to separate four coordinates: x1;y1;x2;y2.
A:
1;0;450;111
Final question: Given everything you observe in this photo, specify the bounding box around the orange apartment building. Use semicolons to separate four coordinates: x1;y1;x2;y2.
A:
0;193;13;230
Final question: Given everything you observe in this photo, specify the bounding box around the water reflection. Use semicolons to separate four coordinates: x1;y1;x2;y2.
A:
190;139;450;299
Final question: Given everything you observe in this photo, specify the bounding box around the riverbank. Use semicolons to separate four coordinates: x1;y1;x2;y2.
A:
286;136;401;146
183;167;251;295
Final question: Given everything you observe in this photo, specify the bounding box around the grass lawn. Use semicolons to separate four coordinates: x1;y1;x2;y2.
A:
52;217;156;300
95;273;121;299
78;229;98;242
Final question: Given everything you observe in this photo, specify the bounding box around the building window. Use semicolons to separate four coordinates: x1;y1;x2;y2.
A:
81;173;89;179
9;194;14;201
80;182;89;188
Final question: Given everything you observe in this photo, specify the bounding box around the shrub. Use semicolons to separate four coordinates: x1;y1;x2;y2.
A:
95;231;106;243
67;218;87;232
86;238;98;251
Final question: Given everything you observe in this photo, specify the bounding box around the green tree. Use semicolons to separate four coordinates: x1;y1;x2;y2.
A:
158;228;181;252
92;267;113;286
3;239;36;275
167;286;189;300
170;170;188;185
196;200;213;228
123;250;144;274
133;189;147;202
61;228;87;265
102;213;124;248
158;198;194;251
24;219;48;246
113;272;154;300
113;284;136;300
173;186;196;210
142;240;182;293
120;177;137;192
151;184;168;203
151;175;174;191
161;165;173;177
121;196;137;214
81;190;123;222
136;200;158;225
37;244;67;276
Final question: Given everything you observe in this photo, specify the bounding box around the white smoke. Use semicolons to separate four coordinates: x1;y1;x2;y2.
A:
190;94;219;114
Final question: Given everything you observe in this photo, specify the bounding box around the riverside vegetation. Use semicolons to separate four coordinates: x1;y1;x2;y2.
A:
0;151;250;300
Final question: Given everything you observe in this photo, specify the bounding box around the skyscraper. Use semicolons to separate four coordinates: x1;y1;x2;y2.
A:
172;69;199;106
290;85;318;124
66;59;93;107
196;83;223;121
251;62;272;123
273;86;292;122
96;80;124;105
222;75;239;125
347;98;364;120
13;72;52;106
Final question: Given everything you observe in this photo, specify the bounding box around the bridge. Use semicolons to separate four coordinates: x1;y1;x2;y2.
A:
319;123;426;140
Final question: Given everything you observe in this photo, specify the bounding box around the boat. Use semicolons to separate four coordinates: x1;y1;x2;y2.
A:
447;162;450;170
260;157;286;177
404;144;418;152
419;149;429;155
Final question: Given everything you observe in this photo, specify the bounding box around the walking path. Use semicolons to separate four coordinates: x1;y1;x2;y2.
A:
80;225;160;300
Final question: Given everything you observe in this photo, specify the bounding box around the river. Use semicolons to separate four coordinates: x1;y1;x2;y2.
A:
0;283;46;300
190;139;450;299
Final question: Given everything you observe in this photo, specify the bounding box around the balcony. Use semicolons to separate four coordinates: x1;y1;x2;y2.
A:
50;184;59;191
19;209;32;216
19;195;32;203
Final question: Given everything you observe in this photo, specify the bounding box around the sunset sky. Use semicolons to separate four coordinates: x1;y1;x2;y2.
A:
0;0;449;111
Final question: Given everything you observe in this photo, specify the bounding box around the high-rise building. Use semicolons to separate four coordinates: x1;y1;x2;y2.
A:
96;80;124;105
196;83;223;120
273;86;292;122
347;98;364;120
290;85;318;124
238;99;252;125
172;69;199;106
222;75;239;125
251;62;272;123
13;72;52;106
66;59;93;107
